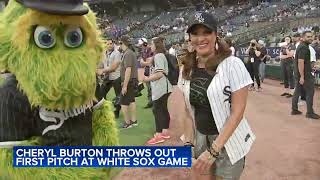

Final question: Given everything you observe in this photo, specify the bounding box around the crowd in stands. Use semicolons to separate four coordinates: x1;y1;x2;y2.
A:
90;0;320;90
90;0;319;47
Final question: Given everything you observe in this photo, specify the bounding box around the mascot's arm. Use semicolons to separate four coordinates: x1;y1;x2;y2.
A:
0;76;34;142
92;99;119;146
0;100;119;180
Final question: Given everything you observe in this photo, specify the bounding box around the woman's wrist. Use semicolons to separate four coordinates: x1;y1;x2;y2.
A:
212;141;222;152
144;76;150;82
206;146;219;158
211;141;222;153
103;68;109;73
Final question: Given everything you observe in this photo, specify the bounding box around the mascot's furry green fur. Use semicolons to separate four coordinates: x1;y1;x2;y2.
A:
0;0;119;179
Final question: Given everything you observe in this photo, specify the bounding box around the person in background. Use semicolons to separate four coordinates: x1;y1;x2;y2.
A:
180;12;255;180
96;53;108;100
311;35;319;61
246;39;262;91
178;36;194;67
310;43;317;63
292;31;320;119
178;43;188;66
309;40;317;83
96;39;122;118
279;36;295;98
257;40;267;83
119;35;139;128
293;33;302;53
225;37;235;56
138;38;154;109
176;44;182;53
245;21;250;28
293;33;308;105
169;44;177;57
143;37;172;145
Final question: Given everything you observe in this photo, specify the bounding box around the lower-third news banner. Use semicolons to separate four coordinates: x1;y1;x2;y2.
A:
13;146;192;168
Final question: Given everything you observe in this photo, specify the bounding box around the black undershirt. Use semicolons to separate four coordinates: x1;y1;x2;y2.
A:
189;67;219;135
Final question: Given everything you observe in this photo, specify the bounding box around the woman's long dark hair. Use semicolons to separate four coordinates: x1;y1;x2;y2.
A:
152;37;166;54
181;37;231;80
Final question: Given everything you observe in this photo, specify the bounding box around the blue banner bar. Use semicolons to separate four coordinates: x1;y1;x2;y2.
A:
13;146;192;168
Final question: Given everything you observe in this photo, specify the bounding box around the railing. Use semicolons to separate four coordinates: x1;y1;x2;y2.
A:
233;21;289;46
233;16;320;46
288;16;320;29
265;65;320;86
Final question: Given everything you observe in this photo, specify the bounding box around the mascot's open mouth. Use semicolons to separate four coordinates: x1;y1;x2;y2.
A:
39;100;94;135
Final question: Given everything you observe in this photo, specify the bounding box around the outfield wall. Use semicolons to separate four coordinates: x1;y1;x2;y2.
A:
266;64;320;85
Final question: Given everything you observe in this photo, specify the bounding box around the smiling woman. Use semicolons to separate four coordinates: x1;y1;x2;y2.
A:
178;12;255;180
182;13;231;80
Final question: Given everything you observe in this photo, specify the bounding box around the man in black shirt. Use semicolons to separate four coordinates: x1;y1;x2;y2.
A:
245;39;262;91
258;40;268;83
292;31;320;119
280;36;295;97
292;33;306;102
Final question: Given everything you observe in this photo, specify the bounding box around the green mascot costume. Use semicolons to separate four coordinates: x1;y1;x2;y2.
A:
0;0;119;179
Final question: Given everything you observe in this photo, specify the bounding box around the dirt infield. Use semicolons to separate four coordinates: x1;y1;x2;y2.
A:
114;79;320;180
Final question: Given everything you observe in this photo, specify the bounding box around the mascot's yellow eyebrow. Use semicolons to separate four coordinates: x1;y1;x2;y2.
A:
12;9;99;51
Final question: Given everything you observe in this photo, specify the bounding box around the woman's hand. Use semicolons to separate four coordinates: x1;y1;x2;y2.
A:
121;86;127;95
142;76;149;83
96;69;104;76
140;59;146;67
193;150;216;173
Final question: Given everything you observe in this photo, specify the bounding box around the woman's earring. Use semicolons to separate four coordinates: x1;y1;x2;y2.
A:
215;37;219;50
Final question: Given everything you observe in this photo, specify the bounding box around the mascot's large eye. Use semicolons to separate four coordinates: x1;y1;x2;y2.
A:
64;27;83;48
34;26;56;49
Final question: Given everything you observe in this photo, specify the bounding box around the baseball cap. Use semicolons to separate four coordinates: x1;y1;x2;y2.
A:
16;0;89;16
186;12;218;34
138;38;148;46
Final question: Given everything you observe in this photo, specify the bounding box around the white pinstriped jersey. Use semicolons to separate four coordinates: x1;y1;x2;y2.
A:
178;56;256;165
